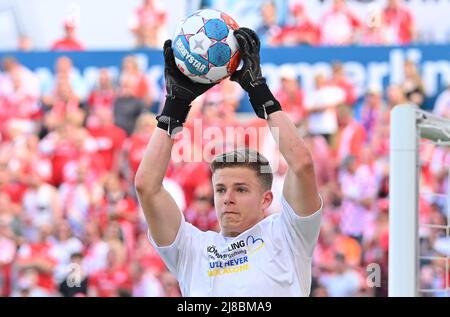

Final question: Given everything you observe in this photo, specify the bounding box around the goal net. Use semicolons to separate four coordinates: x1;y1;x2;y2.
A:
389;104;450;297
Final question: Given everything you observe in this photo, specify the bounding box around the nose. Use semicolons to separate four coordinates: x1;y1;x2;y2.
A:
223;189;235;206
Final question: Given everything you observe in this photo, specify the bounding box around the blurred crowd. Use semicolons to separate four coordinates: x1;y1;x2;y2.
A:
17;0;419;51
254;0;416;47
1;0;450;297
0;49;449;297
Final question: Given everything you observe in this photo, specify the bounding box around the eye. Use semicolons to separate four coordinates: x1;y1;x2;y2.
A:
216;188;225;193
237;187;248;193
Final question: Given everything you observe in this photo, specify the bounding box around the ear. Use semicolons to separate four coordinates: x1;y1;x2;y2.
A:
261;190;273;211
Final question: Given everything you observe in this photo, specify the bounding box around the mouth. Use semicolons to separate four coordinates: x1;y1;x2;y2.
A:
223;210;238;215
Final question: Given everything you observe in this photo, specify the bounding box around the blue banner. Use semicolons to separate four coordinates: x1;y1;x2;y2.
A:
1;45;449;111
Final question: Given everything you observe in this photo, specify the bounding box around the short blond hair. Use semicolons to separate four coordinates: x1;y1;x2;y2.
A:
210;148;273;191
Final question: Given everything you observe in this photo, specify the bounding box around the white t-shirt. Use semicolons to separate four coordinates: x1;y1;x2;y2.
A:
149;195;323;297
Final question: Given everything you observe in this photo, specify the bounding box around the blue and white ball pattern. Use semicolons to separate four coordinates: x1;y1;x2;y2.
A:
172;9;241;84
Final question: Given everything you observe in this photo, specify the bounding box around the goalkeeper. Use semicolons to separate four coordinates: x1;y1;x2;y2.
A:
135;27;322;296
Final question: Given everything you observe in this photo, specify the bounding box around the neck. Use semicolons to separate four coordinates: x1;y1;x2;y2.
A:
222;230;241;238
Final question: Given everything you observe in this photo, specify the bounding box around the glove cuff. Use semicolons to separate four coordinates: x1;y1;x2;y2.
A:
248;83;282;119
157;97;191;137
156;115;184;137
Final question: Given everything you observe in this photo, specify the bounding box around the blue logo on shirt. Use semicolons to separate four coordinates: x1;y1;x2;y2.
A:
246;235;265;254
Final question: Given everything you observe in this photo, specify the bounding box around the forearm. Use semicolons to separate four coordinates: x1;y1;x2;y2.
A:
267;111;313;171
135;128;174;194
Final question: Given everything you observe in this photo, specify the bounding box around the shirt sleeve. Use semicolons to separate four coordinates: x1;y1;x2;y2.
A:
147;214;203;279
279;194;323;259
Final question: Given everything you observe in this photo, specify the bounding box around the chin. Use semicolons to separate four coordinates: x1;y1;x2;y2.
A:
222;228;241;237
221;222;240;235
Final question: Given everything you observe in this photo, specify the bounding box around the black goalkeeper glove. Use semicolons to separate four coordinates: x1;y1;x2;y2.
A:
230;28;282;120
157;39;216;136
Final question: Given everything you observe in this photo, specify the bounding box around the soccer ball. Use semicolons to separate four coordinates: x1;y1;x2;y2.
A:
172;9;241;84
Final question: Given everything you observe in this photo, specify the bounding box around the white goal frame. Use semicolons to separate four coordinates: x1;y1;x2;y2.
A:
389;104;450;297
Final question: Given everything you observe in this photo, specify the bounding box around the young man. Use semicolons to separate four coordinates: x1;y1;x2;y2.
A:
135;28;322;296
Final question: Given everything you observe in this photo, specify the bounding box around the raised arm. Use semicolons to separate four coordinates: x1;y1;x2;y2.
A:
135;129;180;246
135;40;215;246
231;28;321;217
268;112;321;216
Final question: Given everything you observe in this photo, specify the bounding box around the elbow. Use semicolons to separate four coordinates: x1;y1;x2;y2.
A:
134;169;161;196
134;172;145;194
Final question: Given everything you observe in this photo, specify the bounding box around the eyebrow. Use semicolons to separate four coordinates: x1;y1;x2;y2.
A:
215;182;249;187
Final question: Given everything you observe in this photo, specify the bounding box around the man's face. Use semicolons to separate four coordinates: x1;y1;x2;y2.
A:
212;167;272;237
